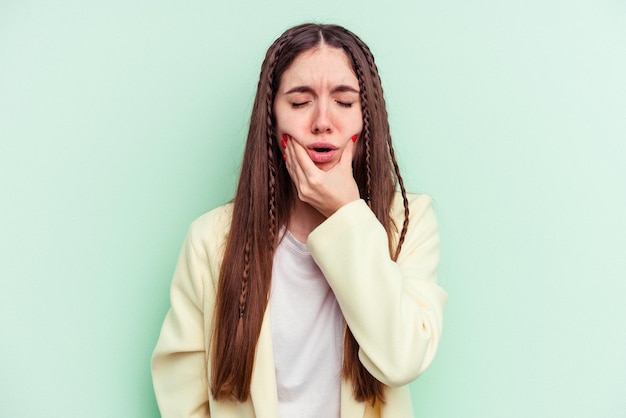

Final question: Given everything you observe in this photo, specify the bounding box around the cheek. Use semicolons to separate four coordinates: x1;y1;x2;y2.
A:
343;109;363;134
274;105;302;134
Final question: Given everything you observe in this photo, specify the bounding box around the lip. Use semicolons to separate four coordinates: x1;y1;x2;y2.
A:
307;142;338;164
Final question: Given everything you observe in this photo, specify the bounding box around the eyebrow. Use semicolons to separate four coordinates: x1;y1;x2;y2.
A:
284;85;360;95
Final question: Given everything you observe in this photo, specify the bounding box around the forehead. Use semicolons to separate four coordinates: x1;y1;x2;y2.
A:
280;45;358;89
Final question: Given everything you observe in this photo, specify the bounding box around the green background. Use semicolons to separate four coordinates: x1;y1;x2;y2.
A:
1;0;625;417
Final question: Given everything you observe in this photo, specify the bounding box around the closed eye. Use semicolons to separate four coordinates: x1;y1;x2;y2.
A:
336;101;353;108
291;101;310;108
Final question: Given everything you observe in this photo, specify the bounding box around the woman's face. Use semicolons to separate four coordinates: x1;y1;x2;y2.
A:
274;44;363;171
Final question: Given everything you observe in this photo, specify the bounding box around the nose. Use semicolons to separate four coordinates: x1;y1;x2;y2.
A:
311;103;332;134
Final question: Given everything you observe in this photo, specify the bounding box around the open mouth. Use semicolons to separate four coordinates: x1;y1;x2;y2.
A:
307;145;336;164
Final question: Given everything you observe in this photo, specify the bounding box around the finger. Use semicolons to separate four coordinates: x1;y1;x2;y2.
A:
342;135;356;165
283;135;299;179
331;134;356;174
289;135;321;177
284;135;310;186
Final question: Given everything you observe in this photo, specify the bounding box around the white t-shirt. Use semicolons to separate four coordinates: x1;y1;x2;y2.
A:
270;230;344;418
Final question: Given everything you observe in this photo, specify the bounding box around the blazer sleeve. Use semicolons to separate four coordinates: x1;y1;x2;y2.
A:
307;194;447;387
151;218;214;418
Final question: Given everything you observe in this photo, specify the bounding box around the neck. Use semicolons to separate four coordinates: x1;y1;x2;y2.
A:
287;197;326;243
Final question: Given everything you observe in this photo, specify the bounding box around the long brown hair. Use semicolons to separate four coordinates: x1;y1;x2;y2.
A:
210;23;410;404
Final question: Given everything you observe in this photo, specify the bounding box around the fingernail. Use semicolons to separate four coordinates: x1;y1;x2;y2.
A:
283;134;289;141
351;135;358;143
282;154;287;161
281;139;287;149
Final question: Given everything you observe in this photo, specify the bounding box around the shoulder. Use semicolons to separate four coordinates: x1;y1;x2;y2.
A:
390;192;439;254
190;202;234;231
186;202;234;253
391;191;435;222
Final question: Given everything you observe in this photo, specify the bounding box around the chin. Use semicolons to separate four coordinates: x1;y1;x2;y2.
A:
315;161;338;172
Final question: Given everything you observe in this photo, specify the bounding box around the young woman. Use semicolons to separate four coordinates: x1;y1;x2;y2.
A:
152;23;447;418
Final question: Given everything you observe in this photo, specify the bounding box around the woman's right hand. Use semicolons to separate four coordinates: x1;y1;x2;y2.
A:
282;134;361;218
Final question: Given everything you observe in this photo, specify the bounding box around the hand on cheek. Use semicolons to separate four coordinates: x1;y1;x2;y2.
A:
283;134;361;218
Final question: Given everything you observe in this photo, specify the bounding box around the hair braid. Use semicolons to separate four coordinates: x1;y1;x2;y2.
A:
238;235;251;319
236;35;290;324
236;193;253;336
266;80;278;251
265;34;292;249
387;143;409;260
353;36;382;115
355;63;373;205
354;36;410;260
353;36;383;210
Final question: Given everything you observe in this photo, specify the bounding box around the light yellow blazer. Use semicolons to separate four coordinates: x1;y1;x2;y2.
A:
152;193;448;417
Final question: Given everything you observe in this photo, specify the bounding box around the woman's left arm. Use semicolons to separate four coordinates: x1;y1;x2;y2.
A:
307;193;447;387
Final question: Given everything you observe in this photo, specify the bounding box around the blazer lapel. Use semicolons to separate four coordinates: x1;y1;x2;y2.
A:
341;378;365;417
249;306;279;417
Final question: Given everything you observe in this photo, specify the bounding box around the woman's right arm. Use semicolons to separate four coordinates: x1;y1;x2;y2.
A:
152;218;216;418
